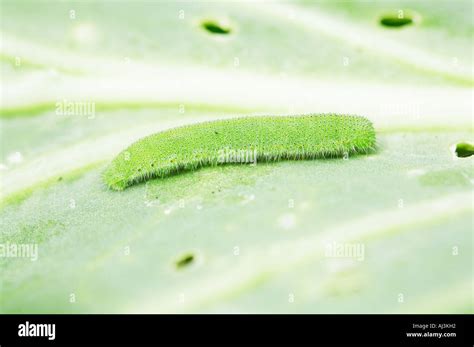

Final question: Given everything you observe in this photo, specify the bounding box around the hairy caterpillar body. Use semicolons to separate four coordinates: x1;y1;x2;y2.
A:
104;114;376;190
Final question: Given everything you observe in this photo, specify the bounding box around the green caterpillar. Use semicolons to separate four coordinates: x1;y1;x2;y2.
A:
104;114;376;190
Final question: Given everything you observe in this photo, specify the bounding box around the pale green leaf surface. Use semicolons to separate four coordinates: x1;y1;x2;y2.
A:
0;0;472;313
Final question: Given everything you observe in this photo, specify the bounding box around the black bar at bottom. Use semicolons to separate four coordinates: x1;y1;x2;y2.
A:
0;314;472;346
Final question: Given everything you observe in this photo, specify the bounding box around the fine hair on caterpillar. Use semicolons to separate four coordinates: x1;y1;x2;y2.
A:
217;147;258;165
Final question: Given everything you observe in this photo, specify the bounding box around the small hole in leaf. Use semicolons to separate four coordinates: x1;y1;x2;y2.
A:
455;142;474;158
201;19;231;35
380;11;415;28
175;252;195;269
